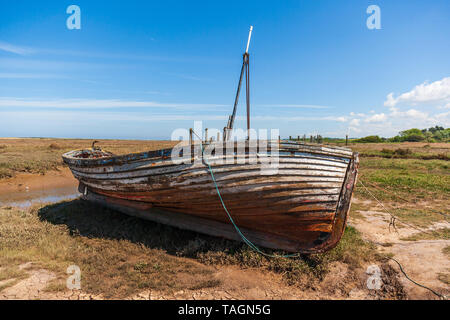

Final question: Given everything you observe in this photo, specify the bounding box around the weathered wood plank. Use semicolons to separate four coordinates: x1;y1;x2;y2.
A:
82;191;329;252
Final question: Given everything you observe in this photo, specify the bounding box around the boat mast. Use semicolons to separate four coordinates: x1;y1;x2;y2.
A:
224;26;253;141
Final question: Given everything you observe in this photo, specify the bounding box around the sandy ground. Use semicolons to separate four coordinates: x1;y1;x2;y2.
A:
0;261;397;300
349;198;449;300
0;170;448;300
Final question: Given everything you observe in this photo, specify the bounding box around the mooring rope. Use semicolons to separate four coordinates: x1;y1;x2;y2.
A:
357;178;447;299
190;131;299;258
388;257;447;299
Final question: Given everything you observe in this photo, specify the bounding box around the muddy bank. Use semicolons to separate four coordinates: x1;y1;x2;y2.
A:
0;167;79;207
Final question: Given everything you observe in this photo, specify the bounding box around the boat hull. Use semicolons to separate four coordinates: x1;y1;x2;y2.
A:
63;142;359;253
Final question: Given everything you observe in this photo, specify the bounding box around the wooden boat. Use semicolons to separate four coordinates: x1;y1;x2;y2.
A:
62;27;359;253
62;141;358;253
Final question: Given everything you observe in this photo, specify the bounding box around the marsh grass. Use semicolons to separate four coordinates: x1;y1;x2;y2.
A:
400;228;450;241
437;273;450;285
0;203;218;298
0;138;177;179
354;155;449;231
443;246;450;258
391;208;448;228
349;202;372;220
345;142;450;160
0;265;29;291
356;157;449;203
0;200;382;297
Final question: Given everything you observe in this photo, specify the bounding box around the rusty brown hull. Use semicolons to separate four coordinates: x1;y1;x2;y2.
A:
62;142;359;253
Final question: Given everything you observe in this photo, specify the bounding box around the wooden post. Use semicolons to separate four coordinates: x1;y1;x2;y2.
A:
204;128;208;143
189;128;193;145
310;135;313;143
346;134;348;146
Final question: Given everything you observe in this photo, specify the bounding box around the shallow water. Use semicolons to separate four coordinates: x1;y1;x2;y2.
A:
0;185;80;208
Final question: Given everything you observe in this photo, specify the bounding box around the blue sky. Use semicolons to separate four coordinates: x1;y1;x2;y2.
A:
0;0;449;139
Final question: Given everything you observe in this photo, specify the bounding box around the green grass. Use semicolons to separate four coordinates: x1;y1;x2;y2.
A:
354;155;449;230
391;208;448;228
356;157;450;202
400;228;450;241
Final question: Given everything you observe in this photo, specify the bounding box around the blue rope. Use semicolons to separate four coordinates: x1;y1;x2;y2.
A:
196;141;300;258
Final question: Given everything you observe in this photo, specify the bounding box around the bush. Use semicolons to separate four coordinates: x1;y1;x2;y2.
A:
48;143;62;150
354;135;383;143
402;134;425;142
391;126;450;142
393;148;412;156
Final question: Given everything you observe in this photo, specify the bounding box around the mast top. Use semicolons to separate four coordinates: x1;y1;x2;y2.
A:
245;26;253;54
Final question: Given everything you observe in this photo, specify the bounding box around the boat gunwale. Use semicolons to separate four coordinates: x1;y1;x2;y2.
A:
62;141;354;169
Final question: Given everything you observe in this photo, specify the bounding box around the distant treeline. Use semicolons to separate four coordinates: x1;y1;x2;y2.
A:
351;126;450;143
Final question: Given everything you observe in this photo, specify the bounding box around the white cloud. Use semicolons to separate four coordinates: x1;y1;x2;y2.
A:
384;77;450;107
437;102;450;110
389;107;428;119
0;73;66;79
235;115;347;122
0;41;33;55
344;105;449;137
0;97;228;110
258;104;332;109
364;113;386;123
